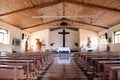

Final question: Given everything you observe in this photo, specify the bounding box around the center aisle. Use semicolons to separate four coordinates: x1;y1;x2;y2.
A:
41;57;88;80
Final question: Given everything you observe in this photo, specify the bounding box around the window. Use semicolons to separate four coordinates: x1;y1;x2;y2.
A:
114;31;120;43
100;35;107;44
0;28;8;44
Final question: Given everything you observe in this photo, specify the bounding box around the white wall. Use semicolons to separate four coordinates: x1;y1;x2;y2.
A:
30;29;50;51
0;21;22;53
98;24;120;52
79;29;99;52
109;24;120;52
50;29;79;50
98;29;108;51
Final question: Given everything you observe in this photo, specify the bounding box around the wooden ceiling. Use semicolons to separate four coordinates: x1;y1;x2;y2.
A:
0;0;120;32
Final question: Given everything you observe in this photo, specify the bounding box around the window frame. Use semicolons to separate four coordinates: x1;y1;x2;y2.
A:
114;30;120;44
0;28;9;44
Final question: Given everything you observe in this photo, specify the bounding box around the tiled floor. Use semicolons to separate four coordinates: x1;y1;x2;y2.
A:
41;57;88;80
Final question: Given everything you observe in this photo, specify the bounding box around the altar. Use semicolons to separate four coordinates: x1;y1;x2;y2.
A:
57;47;70;53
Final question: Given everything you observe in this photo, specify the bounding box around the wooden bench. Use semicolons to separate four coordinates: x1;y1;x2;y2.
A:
0;52;55;80
109;66;120;80
0;64;23;80
0;59;35;80
74;52;120;80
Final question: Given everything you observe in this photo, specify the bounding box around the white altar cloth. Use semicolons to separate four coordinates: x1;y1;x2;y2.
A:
57;47;70;53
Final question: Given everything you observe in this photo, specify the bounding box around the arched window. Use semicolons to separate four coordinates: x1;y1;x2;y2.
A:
0;28;8;44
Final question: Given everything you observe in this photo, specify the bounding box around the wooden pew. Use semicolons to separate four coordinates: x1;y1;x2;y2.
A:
0;64;23;80
74;52;120;80
103;64;120;80
0;52;55;79
94;61;120;80
85;57;119;80
0;56;12;59
79;53;119;72
0;59;35;80
91;57;120;71
76;52;120;69
109;66;120;80
23;52;54;70
11;56;44;78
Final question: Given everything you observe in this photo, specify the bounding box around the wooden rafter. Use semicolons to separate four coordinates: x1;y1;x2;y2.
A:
50;27;79;31
22;18;108;30
65;0;120;12
0;0;63;16
65;18;109;29
22;19;61;30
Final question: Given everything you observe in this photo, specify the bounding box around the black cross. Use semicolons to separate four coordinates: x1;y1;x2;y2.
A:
58;29;70;47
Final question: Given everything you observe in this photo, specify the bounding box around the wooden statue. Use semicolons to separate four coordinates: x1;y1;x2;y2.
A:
36;39;41;51
86;37;91;48
25;38;28;51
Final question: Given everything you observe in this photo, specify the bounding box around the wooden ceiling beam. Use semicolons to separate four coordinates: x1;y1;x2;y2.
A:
0;0;63;16
50;27;79;31
50;27;61;31
22;18;108;30
22;19;61;30
66;18;109;29
65;0;120;12
64;27;79;31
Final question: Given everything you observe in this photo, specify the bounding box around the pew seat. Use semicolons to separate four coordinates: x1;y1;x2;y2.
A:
0;65;25;80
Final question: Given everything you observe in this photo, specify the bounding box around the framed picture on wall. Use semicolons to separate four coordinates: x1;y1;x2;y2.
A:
12;38;20;46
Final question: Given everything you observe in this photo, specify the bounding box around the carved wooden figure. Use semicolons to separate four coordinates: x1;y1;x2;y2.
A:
36;39;41;51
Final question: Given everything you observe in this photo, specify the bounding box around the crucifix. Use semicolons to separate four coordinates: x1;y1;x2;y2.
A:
58;29;70;47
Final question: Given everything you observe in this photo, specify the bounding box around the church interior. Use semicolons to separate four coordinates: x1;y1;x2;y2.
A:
0;0;120;80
